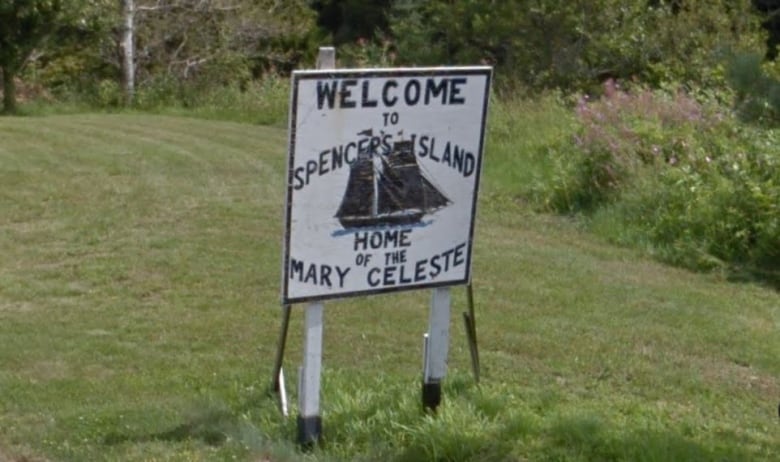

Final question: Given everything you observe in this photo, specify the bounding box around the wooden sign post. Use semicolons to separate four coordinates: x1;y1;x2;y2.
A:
277;46;491;445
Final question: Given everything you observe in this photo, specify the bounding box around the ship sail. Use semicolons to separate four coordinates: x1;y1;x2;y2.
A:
336;134;451;229
377;140;422;214
335;149;375;223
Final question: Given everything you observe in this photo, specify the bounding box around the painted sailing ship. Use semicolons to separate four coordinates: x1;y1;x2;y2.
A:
335;132;451;229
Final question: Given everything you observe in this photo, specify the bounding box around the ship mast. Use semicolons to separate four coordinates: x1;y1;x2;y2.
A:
371;148;381;217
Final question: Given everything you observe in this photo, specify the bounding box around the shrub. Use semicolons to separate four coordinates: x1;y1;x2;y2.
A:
388;0;764;93
540;80;726;212
727;51;780;125
598;136;780;272
537;81;780;275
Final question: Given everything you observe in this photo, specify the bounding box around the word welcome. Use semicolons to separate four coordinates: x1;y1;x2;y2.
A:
316;77;468;110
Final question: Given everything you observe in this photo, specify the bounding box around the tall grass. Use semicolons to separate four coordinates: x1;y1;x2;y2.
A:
14;75;291;127
480;91;576;211
137;76;291;127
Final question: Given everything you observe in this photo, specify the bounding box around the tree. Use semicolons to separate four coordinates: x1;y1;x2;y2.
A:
753;0;780;59
310;0;392;44
388;0;764;92
0;0;62;113
120;0;134;103
113;0;315;104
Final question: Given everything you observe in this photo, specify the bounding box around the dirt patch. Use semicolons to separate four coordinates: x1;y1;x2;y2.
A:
0;446;46;462
687;351;779;398
0;302;36;314
709;360;779;397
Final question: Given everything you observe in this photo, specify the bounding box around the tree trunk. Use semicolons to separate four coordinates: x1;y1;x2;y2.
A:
120;0;135;105
1;66;17;114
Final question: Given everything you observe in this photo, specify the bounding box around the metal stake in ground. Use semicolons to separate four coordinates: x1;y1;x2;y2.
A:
463;283;480;383
422;287;451;411
270;304;292;416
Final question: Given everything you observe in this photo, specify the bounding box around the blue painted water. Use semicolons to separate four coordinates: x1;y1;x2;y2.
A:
331;219;434;237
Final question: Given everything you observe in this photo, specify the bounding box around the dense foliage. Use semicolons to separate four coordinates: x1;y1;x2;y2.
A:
0;0;777;107
388;0;762;92
0;0;61;112
523;82;780;277
32;0;316;108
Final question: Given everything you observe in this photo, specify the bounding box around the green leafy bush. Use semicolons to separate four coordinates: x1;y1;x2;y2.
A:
388;0;764;93
598;136;780;272
540;80;725;211
727;51;780;125
537;81;780;274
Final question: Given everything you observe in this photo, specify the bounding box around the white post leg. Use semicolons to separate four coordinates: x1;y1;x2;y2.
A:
298;301;323;445
295;45;336;447
422;287;451;411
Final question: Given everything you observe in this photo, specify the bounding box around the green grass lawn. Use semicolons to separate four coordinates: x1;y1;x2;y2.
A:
0;114;778;461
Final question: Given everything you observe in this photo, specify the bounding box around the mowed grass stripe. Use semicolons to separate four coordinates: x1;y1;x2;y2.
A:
1;119;282;354
56;114;287;167
1;115;289;461
1;116;283;312
476;209;779;392
0;114;778;461
1;114;285;181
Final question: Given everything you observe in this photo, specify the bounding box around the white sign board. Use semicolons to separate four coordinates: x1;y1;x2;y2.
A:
282;67;491;304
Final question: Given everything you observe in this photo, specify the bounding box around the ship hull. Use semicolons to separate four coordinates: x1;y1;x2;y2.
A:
338;210;425;229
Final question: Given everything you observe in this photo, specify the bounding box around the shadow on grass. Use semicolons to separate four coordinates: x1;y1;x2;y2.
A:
103;404;238;447
727;264;780;291
100;379;773;461
100;391;301;462
539;414;756;462
391;410;763;462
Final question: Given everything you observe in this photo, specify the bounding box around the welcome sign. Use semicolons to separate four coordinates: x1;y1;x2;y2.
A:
282;67;491;304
